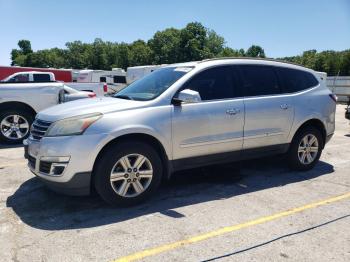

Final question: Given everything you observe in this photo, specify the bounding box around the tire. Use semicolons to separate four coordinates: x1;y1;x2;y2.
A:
93;141;163;206
0;109;34;144
287;126;324;171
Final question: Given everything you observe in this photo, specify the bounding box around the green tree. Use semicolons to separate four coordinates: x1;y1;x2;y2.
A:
66;41;91;69
128;40;152;66
11;39;33;66
246;45;265;58
179;22;208;61
205;30;225;57
148;28;181;64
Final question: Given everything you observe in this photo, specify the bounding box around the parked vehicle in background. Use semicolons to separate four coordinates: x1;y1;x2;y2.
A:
64;82;107;97
0;66;72;82
62;85;96;102
0;82;95;144
1;71;55;83
24;58;336;206
327;76;350;103
77;69;127;94
0;71;107;97
126;65;166;84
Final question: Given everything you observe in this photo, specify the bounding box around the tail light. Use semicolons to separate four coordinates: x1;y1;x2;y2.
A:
88;93;96;98
329;94;337;102
103;83;108;93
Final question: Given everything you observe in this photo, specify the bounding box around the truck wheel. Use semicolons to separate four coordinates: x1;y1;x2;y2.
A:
0;110;34;144
94;141;163;206
287;126;323;171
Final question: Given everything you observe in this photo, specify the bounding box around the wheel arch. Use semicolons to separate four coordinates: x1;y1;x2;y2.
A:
92;133;171;187
0;101;37;117
293;118;327;148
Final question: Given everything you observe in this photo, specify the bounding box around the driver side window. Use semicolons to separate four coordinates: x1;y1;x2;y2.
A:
182;66;236;101
10;74;29;83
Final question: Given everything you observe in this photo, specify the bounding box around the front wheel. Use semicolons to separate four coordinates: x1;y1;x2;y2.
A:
287;126;323;171
0;110;33;144
94;141;163;206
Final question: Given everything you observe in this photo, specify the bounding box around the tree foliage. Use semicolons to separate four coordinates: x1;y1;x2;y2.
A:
9;22;350;76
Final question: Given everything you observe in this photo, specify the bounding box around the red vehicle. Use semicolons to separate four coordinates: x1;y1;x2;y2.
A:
0;66;72;82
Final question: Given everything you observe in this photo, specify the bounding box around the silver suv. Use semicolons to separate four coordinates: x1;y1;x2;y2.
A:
25;58;336;206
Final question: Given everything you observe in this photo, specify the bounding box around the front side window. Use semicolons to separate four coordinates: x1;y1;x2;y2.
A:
115;67;192;101
277;67;319;93
9;74;29;82
238;65;280;96
183;66;236;101
33;74;50;82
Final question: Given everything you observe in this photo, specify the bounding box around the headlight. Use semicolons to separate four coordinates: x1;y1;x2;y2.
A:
45;113;102;137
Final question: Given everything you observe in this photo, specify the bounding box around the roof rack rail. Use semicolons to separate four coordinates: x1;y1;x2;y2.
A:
199;57;304;67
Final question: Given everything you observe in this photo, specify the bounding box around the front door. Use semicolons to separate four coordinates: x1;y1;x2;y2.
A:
171;66;245;161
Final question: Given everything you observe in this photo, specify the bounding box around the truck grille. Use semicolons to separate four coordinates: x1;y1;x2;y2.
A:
30;119;52;140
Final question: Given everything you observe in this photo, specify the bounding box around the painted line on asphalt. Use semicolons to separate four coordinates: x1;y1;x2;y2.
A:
114;192;350;262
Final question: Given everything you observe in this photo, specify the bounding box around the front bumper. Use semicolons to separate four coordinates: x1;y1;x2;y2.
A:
24;133;108;196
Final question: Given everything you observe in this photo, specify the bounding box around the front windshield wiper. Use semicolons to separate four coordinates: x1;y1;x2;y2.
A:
114;95;134;100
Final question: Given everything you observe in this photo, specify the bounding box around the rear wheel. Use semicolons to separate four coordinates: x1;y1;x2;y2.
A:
0;110;33;144
94;141;163;206
287;126;323;171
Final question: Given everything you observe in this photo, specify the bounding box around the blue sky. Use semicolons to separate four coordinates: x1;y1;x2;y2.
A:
0;0;349;66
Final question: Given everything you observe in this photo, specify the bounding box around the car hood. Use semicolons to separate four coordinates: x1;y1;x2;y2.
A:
37;97;145;122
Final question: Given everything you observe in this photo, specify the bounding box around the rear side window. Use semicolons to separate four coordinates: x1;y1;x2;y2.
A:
114;75;127;84
100;76;107;82
33;74;51;82
183;66;236;101
277;67;319;93
238;65;280;96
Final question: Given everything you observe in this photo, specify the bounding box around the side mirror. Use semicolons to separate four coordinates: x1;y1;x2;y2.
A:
172;89;201;105
58;89;66;104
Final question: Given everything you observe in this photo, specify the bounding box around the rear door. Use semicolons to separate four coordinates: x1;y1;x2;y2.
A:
237;65;294;150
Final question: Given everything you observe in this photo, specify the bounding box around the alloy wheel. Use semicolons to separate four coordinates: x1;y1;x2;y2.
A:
0;114;29;140
110;154;153;198
298;134;319;165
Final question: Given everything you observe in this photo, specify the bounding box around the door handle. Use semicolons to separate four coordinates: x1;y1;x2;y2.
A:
280;104;290;110
226;109;240;115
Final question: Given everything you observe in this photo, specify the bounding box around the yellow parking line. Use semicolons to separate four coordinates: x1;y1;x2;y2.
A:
114;192;350;262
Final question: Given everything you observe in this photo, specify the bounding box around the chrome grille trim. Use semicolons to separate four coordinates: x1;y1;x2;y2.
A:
30;119;52;141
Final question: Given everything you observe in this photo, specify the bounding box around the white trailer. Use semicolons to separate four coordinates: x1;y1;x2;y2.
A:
126;65;166;84
77;69;127;94
327;76;350;103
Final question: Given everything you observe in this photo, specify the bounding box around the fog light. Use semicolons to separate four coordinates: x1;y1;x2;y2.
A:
40;156;70;176
51;164;67;175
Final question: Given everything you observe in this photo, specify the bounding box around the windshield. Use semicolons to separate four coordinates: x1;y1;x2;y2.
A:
114;66;193;101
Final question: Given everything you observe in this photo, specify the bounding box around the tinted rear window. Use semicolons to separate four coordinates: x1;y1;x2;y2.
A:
277;67;319;93
33;74;51;82
238;65;280;96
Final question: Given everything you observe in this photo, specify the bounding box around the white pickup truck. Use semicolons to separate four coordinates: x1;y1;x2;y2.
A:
0;82;95;144
1;71;108;97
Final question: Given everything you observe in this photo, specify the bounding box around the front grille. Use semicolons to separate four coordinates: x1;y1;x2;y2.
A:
28;155;36;169
30;119;52;140
39;161;52;174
